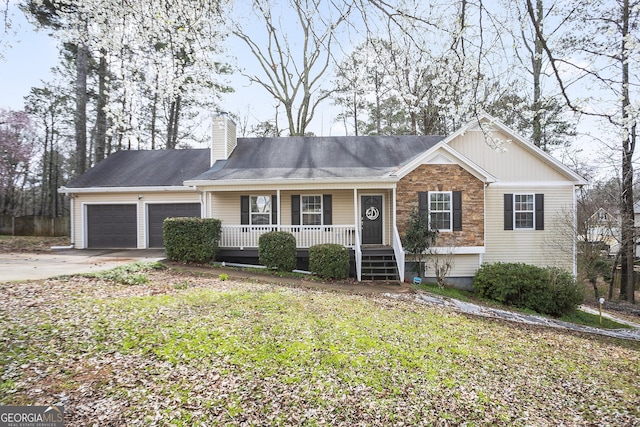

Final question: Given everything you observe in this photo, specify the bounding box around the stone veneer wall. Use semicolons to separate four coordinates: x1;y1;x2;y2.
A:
396;164;484;247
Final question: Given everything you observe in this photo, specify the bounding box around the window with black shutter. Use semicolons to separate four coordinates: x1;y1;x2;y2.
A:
291;194;332;225
417;191;462;231
504;193;544;230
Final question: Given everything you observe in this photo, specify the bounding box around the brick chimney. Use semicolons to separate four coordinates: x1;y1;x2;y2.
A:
211;113;237;166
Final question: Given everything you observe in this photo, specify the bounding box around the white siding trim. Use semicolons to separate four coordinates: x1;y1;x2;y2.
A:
489;181;582;187
393;143;497;183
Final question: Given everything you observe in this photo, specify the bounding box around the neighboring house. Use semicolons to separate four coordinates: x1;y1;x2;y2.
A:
634;202;640;258
584;207;620;256
59;113;587;286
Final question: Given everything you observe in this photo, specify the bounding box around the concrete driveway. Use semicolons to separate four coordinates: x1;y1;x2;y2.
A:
0;249;166;283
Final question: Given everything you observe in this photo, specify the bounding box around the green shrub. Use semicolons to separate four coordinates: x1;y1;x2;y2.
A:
309;244;351;279
258;231;297;271
474;262;584;316
163;217;221;263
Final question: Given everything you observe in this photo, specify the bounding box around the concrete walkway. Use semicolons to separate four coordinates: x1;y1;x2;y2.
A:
0;249;166;282
396;292;640;342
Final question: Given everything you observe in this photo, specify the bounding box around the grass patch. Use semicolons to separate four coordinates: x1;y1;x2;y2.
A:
78;261;165;285
1;270;639;425
414;281;633;330
413;281;476;301
222;265;319;281
562;309;633;329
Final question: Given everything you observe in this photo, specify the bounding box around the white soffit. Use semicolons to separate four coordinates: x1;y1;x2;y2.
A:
424;152;454;165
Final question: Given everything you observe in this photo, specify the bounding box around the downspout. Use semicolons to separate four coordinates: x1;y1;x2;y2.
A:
69;195;75;246
53;194;75;250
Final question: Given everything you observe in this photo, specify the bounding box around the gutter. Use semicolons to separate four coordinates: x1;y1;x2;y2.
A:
59;185;197;194
184;176;399;188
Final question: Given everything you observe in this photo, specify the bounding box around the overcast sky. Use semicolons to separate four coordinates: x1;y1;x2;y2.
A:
0;2;349;140
0;2;613;177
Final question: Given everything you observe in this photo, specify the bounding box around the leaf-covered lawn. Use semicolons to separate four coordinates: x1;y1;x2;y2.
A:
1;269;639;426
0;235;70;253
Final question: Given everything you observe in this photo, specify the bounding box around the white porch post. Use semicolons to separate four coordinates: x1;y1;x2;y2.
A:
392;187;397;230
353;188;358;233
277;189;281;230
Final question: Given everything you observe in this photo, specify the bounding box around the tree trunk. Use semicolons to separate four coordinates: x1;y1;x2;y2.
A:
150;75;159;150
531;0;543;149
609;250;621;300
620;0;635;303
590;278;599;301
166;95;181;149
95;49;108;163
75;39;89;176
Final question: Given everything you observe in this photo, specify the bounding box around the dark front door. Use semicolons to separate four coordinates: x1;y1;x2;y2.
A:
361;195;383;245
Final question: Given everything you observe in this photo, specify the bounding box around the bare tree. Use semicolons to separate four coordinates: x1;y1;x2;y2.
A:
233;0;352;136
525;0;639;303
0;110;36;216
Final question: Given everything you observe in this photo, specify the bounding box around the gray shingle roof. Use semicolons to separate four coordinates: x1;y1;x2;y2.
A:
65;149;210;188
65;135;445;189
190;135;444;181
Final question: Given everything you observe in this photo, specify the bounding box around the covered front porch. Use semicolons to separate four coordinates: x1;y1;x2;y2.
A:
203;186;406;281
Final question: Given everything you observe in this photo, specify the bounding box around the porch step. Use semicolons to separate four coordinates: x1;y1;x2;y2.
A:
361;247;399;281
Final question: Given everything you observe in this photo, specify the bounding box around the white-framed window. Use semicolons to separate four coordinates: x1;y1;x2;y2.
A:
250;195;271;225
301;195;322;225
514;193;534;229
429;191;452;231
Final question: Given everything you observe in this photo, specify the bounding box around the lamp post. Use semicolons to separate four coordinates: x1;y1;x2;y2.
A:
598;297;605;325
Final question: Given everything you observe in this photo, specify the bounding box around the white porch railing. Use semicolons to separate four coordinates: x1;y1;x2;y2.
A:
392;225;405;281
220;225;357;248
354;228;362;281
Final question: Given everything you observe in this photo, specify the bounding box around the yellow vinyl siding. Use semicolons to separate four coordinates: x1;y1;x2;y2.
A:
207;189;396;245
210;192;249;224
424;254;481;278
449;130;569;182
210;190;356;225
484;185;574;271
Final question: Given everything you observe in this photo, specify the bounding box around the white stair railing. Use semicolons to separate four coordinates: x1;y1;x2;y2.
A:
392;225;405;281
354;228;362;282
